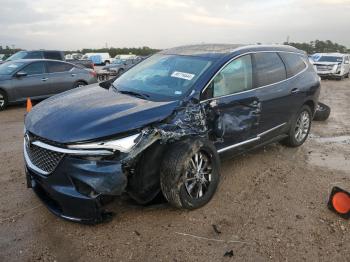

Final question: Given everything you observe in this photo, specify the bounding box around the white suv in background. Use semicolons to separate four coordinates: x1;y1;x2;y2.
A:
312;53;350;80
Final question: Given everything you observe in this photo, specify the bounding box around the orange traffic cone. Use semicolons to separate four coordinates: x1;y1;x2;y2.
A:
328;187;350;219
26;98;32;113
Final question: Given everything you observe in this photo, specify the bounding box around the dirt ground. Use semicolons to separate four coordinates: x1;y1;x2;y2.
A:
0;78;349;262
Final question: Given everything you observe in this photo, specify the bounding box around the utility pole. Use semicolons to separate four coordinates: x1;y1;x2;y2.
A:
286;36;290;44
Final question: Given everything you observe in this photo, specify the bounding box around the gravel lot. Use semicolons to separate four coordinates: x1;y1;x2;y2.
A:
0;78;349;261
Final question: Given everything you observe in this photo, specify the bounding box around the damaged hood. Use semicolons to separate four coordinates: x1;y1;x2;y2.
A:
25;84;179;143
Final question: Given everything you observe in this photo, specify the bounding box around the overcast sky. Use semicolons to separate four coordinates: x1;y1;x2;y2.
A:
1;0;350;50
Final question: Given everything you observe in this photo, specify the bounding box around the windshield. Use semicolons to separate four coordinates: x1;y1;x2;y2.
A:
318;56;343;63
0;61;25;75
113;54;212;101
6;51;28;61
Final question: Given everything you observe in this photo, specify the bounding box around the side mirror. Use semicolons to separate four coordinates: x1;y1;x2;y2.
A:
15;71;27;77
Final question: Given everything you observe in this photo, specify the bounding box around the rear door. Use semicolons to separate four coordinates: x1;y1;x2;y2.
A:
201;54;261;153
45;61;76;94
253;52;291;139
11;61;49;99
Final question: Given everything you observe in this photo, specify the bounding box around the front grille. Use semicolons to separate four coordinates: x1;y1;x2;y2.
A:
316;65;333;71
25;134;65;175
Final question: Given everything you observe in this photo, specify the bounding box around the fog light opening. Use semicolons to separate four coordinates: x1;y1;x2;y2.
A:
72;178;100;198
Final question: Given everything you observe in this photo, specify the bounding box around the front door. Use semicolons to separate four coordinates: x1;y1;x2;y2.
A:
12;61;49;100
201;54;261;154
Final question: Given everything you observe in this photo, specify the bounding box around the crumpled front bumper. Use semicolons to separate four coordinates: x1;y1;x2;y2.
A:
25;155;127;224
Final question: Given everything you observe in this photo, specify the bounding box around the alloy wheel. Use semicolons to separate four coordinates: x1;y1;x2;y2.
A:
0;94;4;108
294;111;310;142
184;151;212;199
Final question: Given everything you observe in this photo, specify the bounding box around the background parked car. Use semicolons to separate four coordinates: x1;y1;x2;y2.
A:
111;54;137;63
65;53;83;60
5;50;65;62
313;53;350;80
82;53;111;65
0;59;97;110
102;56;143;75
2;50;96;70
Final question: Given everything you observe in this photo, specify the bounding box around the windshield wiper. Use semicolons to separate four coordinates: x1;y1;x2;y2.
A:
118;90;150;100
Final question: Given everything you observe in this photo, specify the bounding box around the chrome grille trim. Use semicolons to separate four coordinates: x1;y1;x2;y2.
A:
24;140;50;175
32;141;113;156
24;135;114;176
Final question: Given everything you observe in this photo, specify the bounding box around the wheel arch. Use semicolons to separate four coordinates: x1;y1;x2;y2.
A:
304;100;315;115
75;80;88;85
0;87;9;100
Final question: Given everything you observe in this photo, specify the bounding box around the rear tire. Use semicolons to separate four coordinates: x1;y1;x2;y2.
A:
281;105;312;147
0;90;8;111
313;102;331;121
160;139;220;210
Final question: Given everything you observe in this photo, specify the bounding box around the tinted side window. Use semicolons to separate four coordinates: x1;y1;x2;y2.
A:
212;55;253;97
22;62;46;75
44;51;63;60
47;61;73;73
279;53;306;78
254;52;286;87
24;51;43;59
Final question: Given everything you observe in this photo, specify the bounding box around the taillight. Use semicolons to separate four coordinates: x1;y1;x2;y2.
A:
90;70;97;78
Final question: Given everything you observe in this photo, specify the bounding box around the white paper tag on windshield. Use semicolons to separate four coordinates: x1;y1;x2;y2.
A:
171;71;195;81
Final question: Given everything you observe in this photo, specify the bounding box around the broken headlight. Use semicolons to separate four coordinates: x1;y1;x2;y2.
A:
68;133;141;153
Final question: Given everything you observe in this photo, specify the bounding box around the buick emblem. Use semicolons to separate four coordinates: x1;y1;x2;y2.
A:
24;133;31;148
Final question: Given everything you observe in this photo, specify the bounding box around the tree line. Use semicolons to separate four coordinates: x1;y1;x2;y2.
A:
72;46;160;57
1;40;349;59
285;40;349;54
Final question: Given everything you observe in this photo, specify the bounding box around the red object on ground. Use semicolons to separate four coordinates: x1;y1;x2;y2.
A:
328;187;350;219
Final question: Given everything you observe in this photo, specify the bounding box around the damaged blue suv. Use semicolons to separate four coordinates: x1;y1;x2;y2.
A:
24;44;320;223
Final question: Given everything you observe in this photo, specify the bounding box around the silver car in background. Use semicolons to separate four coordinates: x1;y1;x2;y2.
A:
0;59;97;110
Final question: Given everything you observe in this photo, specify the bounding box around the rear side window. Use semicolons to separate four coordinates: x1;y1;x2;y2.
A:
44;51;63;60
24;51;43;59
47;61;73;73
22;62;46;75
279;53;306;78
254;52;286;87
212;55;253;97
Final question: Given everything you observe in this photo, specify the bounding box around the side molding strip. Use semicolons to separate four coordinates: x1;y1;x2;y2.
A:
217;123;286;154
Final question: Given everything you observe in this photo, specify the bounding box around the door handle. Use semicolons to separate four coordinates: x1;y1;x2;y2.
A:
41;78;48;81
291;88;299;94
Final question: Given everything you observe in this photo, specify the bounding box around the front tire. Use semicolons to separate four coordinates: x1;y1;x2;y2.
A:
0;90;8;111
281;105;312;147
160;139;220;210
